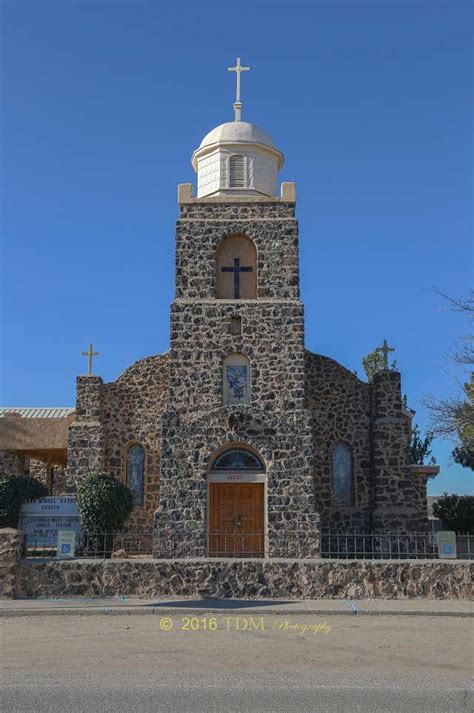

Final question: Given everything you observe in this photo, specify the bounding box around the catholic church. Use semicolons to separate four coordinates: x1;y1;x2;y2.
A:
0;60;438;558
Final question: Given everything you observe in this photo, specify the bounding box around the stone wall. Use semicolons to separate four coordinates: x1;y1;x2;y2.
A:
28;460;69;495
157;199;319;558
305;355;428;532
17;557;473;600
157;406;319;558
67;356;170;529
0;454;69;494
305;352;372;530
372;371;421;530
175;201;299;301
28;459;49;489
66;376;104;486
179;200;296;221
0;529;25;598
101;354;169;529
411;471;431;524
169;301;306;416
0;451;26;476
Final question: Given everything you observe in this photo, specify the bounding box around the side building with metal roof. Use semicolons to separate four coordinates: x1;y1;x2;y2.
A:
0;407;75;493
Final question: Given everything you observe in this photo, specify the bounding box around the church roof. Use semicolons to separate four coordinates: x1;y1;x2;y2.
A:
198;121;276;150
0;407;74;419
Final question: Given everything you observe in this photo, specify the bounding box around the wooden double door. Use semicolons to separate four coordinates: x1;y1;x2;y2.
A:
209;482;265;558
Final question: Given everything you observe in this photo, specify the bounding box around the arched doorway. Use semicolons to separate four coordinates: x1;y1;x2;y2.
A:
208;447;266;558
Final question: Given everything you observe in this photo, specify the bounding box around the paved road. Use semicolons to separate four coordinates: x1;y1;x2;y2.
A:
2;612;473;712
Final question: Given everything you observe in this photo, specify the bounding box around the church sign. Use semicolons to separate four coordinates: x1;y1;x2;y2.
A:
19;496;83;548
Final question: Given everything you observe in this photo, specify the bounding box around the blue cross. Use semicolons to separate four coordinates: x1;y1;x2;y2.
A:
221;258;253;299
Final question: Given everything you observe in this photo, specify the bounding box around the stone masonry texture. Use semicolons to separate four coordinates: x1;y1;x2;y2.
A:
67;356;169;529
0;529;25;599
101;355;169;529
16;557;473;600
0;451;26;476
156;198;319;557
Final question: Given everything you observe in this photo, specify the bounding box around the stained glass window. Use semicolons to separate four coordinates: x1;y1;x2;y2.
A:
127;444;145;506
212;449;264;471
224;353;250;405
332;443;353;505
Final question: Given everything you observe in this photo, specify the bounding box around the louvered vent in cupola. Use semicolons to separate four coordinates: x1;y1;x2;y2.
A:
229;155;245;187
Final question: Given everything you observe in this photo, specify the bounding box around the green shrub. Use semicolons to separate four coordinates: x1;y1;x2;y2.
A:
76;472;134;536
0;475;48;528
432;494;474;534
452;444;474;471
410;425;436;466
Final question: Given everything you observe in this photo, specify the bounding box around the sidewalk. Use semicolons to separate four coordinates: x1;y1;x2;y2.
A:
1;597;472;617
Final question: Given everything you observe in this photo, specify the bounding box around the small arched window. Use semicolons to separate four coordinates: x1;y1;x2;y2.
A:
126;444;145;507
229;155;246;187
332;443;353;506
223;353;250;405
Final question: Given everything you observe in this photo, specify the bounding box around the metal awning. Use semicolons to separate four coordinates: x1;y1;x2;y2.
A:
0;407;74;419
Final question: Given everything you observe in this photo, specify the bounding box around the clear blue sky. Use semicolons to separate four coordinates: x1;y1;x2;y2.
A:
1;1;472;495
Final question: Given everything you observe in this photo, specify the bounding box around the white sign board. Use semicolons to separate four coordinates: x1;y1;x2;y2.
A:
57;530;76;558
436;531;457;559
19;497;83;548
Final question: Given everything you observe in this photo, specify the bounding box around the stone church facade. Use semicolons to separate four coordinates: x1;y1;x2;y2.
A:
1;93;437;557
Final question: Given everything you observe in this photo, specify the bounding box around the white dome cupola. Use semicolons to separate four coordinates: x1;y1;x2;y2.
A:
191;58;284;198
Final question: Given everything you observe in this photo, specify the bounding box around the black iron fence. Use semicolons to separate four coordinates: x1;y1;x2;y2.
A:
23;529;474;560
321;531;472;560
206;530;474;559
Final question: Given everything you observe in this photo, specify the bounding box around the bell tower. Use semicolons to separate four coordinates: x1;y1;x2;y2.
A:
155;60;319;558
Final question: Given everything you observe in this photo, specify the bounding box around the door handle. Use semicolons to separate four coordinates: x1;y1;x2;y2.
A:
234;514;242;527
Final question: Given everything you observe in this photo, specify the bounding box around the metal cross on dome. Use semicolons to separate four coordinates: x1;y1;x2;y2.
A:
376;339;395;370
228;57;250;122
81;343;99;376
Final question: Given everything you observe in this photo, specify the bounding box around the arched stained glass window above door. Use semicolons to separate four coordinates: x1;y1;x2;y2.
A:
126;444;145;507
212;448;265;471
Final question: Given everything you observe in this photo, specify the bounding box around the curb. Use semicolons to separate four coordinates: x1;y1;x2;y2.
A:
1;605;472;618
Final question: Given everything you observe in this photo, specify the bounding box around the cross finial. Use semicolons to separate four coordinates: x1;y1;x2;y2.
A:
228;57;250;122
376;339;395;370
81;343;99;376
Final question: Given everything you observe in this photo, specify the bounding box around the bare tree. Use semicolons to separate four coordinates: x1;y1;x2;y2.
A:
431;288;474;368
424;289;474;464
430;288;474;316
425;386;473;442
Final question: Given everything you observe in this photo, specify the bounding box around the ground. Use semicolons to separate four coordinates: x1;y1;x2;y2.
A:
2;607;472;712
